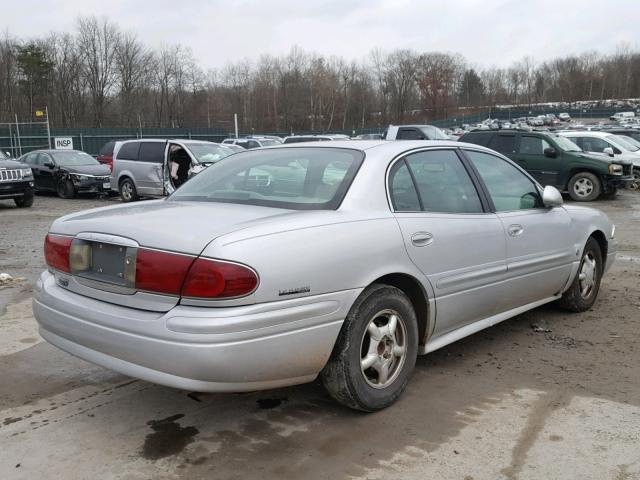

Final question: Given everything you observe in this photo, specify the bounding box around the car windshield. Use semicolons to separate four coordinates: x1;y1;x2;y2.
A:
608;135;640;152
554;136;582;152
618;135;640;148
169;147;364;210
184;143;233;164
52;151;99;166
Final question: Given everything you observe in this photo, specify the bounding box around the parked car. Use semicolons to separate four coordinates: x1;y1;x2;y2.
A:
601;128;640;144
96;141;117;171
111;139;233;202
246;135;283;144
459;130;633;201
282;135;350;144
221;143;246;153
558;113;571;121
558;131;640;190
610;112;635;121
385;124;449;140
222;138;280;148
353;133;384;140
34;141;616;411
19;149;111;199
0;151;34;207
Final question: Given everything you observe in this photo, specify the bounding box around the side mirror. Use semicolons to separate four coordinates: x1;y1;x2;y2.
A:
603;147;614;157
542;185;563;208
543;147;557;158
44;161;55;169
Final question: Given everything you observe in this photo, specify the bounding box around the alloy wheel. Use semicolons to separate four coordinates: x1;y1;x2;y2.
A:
122;182;132;201
578;252;597;299
360;309;407;389
573;178;594;198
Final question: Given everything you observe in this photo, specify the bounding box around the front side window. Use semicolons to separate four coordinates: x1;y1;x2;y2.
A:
578;137;610;153
389;150;483;214
139;142;166;163
465;150;542;212
518;136;550;155
170;147;363;210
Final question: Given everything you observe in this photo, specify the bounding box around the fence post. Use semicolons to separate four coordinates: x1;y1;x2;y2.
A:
14;114;22;157
80;133;84;152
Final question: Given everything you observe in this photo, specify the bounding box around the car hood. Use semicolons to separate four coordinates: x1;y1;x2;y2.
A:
49;200;302;254
0;159;28;169
62;164;111;176
578;151;634;166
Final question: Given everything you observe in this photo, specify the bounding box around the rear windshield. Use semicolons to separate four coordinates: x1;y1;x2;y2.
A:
169;147;364;210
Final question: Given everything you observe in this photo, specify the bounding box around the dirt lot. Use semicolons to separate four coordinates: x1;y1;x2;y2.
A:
1;191;639;480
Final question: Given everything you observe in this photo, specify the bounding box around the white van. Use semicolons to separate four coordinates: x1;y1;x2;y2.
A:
610;111;636;121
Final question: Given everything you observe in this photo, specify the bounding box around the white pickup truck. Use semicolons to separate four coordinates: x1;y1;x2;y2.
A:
384;124;450;140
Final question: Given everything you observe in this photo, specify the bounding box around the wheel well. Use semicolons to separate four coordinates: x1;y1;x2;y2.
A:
567;168;601;185
372;273;430;346
118;175;131;187
590;230;608;262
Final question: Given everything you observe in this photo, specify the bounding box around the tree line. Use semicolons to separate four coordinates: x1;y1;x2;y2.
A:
1;16;639;133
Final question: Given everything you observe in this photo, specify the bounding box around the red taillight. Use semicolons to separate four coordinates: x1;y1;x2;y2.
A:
44;234;72;273
135;249;194;295
181;258;258;299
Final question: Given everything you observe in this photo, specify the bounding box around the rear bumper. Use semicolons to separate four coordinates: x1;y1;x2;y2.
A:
33;270;359;392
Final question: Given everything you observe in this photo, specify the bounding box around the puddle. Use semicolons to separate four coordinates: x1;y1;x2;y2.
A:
141;414;199;460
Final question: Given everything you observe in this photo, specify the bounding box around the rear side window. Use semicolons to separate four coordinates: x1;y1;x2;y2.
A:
117;142;140;161
98;141;115;157
488;135;516;154
389;161;421;211
460;132;491;147
397;128;423;140
247;141;260;149
139;142;166;163
403;150;483;214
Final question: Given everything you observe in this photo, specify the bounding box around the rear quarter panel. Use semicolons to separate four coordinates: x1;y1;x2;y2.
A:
199;213;430;306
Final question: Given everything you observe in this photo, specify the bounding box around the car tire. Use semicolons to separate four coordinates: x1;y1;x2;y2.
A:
14;188;34;208
568;172;601;202
119;178;138;202
56;179;76;199
557;237;603;312
320;284;418;411
631;168;640;191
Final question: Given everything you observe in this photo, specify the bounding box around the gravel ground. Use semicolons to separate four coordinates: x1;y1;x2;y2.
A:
1;191;639;480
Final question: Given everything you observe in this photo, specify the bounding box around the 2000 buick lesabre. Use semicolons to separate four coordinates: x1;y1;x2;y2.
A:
34;141;616;411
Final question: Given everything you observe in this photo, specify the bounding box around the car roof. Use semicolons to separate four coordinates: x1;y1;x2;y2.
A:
265;140;474;157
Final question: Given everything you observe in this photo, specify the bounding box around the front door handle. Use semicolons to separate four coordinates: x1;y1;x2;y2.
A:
508;224;524;237
411;232;434;247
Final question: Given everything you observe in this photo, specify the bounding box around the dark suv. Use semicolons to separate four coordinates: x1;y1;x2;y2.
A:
459;130;634;201
0;151;35;208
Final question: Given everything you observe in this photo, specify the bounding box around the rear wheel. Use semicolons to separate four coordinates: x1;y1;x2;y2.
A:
14;188;34;208
557;237;603;312
321;284;418;411
631;168;640;191
56;179;75;199
119;178;138;202
568;172;601;202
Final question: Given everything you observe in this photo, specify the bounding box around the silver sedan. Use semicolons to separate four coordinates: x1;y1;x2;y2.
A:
33;141;616;411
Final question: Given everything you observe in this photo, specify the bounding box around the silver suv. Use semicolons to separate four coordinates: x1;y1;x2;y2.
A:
111;139;233;202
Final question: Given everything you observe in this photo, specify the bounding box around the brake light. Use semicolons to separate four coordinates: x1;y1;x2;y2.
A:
44;234;72;273
135;249;194;295
181;258;258;299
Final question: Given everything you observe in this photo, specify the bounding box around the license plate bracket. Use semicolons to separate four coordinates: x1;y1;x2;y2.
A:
73;241;137;287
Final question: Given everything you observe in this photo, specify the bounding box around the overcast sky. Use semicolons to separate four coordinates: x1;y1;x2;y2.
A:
3;0;639;70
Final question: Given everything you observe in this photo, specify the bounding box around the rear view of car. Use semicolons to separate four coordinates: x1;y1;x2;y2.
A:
97;141;116;172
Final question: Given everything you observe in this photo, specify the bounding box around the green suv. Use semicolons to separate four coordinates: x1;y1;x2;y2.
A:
459;130;634;201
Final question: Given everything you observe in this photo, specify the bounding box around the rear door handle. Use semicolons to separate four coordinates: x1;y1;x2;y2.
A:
508;224;524;237
411;232;434;247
